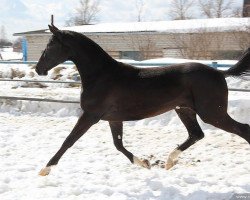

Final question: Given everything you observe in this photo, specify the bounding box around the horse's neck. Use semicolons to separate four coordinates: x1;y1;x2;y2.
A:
68;37;117;83
71;52;116;83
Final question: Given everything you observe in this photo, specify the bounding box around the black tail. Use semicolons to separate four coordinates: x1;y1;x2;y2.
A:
222;48;250;78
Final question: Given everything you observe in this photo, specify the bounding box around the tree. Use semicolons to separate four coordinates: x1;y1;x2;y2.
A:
0;25;7;41
198;0;236;18
135;0;145;22
0;25;11;48
168;0;195;20
233;21;250;52
233;7;243;18
171;28;225;60
66;0;100;26
13;37;23;52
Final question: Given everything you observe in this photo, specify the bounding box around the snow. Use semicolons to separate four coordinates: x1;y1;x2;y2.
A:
0;48;23;61
119;57;237;68
0;62;249;200
56;18;250;34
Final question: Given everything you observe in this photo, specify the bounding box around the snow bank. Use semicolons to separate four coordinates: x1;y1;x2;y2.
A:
59;18;250;34
0;48;23;61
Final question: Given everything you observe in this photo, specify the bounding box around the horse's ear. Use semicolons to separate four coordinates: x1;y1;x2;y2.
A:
48;24;59;34
48;25;63;41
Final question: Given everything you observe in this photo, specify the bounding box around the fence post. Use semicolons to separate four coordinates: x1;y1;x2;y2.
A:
22;38;27;61
211;61;218;69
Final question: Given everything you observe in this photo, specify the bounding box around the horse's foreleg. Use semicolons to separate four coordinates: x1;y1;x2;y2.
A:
109;121;151;169
166;108;204;170
39;112;100;176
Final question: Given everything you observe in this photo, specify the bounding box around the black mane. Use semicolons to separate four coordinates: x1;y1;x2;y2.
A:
63;30;115;63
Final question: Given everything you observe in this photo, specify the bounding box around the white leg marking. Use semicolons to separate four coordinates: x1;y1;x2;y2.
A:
176;106;181;109
118;135;122;139
39;166;53;176
133;156;151;169
166;149;182;170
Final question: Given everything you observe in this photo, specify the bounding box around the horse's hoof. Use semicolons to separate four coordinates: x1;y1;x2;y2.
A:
142;159;151;169
165;160;178;170
165;163;174;170
39;166;51;176
133;156;151;169
165;149;181;170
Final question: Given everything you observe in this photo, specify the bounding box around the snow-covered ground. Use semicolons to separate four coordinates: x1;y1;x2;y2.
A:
0;62;249;200
0;48;23;61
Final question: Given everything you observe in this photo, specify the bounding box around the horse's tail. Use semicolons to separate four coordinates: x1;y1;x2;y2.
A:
222;48;250;78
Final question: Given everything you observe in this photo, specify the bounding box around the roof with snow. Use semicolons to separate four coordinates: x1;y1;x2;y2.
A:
14;18;250;36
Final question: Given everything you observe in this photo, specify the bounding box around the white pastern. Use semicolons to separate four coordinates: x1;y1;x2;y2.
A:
39;166;53;176
166;149;182;170
133;156;151;169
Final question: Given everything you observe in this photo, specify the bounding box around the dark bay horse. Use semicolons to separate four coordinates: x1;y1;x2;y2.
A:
36;24;250;176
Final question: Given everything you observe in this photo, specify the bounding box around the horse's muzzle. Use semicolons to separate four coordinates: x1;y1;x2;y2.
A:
35;67;48;76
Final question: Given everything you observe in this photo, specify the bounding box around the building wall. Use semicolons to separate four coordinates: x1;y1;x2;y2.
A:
26;35;49;61
26;31;247;61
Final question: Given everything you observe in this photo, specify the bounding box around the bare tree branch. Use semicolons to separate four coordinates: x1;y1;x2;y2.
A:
168;0;195;20
135;0;145;22
171;27;226;59
233;19;250;51
0;25;11;48
0;25;7;41
66;0;100;26
198;0;236;18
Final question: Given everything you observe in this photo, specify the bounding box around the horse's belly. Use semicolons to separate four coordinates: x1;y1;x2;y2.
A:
102;100;177;121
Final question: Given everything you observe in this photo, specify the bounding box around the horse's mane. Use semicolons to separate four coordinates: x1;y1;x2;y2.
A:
62;30;115;62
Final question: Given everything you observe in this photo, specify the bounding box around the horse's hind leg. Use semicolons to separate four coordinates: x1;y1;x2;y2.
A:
109;121;151;169
166;108;204;170
194;82;250;144
201;113;250;144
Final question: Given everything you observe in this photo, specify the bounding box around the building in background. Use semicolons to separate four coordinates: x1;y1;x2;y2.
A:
14;18;250;61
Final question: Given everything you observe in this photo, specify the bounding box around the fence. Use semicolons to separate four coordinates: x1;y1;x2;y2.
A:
0;60;249;104
0;60;234;68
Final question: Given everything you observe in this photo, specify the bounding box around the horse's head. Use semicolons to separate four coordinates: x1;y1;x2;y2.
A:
35;25;71;76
